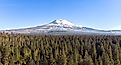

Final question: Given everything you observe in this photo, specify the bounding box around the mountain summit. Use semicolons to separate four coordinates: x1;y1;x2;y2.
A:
1;19;121;35
50;19;74;26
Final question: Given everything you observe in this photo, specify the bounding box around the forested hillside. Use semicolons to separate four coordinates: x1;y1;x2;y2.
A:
0;33;121;65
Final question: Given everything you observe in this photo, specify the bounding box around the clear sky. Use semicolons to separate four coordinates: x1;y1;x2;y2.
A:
0;0;121;30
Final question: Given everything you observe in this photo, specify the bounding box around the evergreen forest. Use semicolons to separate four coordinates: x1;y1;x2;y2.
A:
0;33;121;65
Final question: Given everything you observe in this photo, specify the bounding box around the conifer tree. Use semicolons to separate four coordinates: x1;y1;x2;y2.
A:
83;50;94;65
98;56;103;65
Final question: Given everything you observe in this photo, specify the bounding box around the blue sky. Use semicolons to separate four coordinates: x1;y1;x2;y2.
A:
0;0;121;30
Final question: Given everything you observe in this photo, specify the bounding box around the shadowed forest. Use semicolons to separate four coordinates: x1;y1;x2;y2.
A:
0;33;121;65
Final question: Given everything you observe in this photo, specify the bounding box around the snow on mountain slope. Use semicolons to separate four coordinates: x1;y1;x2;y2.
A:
2;19;80;34
27;19;82;32
110;26;121;30
49;19;74;26
1;19;121;35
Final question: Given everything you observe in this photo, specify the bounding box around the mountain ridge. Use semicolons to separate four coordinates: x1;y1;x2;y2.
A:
1;19;121;35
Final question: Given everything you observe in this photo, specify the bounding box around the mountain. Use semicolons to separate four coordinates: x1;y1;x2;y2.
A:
1;19;121;35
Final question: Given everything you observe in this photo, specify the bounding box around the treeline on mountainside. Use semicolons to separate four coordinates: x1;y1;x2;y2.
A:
0;33;121;65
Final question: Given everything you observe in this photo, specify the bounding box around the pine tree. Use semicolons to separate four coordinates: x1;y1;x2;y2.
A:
98;56;103;65
113;43;120;65
83;50;94;65
78;55;83;65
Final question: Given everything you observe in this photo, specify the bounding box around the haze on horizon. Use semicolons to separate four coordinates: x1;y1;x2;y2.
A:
0;0;121;30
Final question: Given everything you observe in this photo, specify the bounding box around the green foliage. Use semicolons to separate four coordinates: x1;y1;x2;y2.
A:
0;33;121;65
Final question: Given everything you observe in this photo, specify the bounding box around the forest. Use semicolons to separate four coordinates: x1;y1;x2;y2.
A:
0;32;121;65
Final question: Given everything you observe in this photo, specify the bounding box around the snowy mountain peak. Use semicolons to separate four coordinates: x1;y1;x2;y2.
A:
50;19;74;26
2;19;121;35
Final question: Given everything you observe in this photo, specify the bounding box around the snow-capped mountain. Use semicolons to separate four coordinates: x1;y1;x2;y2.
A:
1;19;121;35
